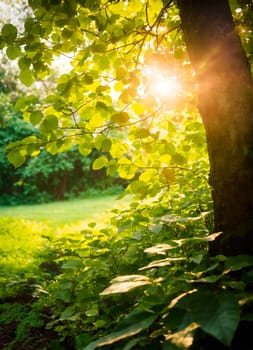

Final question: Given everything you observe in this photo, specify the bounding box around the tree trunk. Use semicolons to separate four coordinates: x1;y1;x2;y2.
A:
55;172;68;201
176;0;253;255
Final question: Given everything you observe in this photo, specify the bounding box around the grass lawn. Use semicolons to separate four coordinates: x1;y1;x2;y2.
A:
0;194;129;226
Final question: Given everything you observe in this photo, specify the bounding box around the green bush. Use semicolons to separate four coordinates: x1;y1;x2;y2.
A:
0;190;252;349
0;100;37;205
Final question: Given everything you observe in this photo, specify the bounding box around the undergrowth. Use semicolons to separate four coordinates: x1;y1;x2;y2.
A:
0;193;252;350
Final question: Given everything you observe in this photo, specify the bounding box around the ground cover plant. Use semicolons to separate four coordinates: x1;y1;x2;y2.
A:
1;191;252;349
0;0;253;349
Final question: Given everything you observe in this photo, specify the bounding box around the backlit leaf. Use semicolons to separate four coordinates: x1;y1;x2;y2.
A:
84;74;94;84
92;156;108;170
132;103;145;115
41;115;58;132
111;112;129;124
118;164;136;180
135;128;150;139
15;95;39;111
92;43;106;52
6;45;21;60
19;68;34;86
30;111;43;125
101;138;112;152
139;169;155;182
161;168;175;184
79;144;92;156
115;67;127;80
110;142;129;158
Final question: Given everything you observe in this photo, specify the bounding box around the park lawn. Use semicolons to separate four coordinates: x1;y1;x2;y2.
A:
0;194;129;226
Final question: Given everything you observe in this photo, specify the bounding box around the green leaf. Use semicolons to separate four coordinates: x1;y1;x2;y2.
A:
110;142;129;158
115;67;127;80
92;43;106;53
121;337;146;350
132;103;145;115
15;95;39;111
139;257;185;270
6;45;21;60
79;143;92;156
60;306;80;321
144;243;178;254
177;290;240;346
135;128;150;139
100;275;151;295
118;164;136;180
18;56;31;70
83;309;156;350
139;169;156;183
225;255;253;271
171;153;186;165
85;304;99;317
101;138;112;152
164;322;199;349
93;320;107;328
30;111;43;125
111;112;130;124
92;156;108;170
19;68;34;86
7;150;26;168
148;223;163;234
62;259;83;269
1;24;17;42
84;74;94;84
40;115;58;132
53;284;72;302
46;114;58;130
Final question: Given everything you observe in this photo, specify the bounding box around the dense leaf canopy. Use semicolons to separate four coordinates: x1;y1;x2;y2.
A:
1;0;252;201
0;1;207;201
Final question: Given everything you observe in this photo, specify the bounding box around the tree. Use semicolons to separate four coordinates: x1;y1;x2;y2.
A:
1;0;252;256
176;0;253;255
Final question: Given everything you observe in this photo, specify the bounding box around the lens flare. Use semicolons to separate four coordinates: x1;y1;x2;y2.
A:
149;75;181;99
145;65;182;100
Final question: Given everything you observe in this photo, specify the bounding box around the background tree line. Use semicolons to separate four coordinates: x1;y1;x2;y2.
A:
0;70;124;205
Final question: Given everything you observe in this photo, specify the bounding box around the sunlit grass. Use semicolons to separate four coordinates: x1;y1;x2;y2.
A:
0;194;130;227
0;217;50;288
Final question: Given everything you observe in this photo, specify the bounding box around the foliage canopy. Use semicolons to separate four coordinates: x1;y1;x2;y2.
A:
2;0;208;195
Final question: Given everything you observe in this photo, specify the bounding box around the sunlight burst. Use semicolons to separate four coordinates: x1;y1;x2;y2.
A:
145;66;182;100
149;75;181;99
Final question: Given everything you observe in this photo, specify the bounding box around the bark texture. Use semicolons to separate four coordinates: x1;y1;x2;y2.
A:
176;0;253;255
